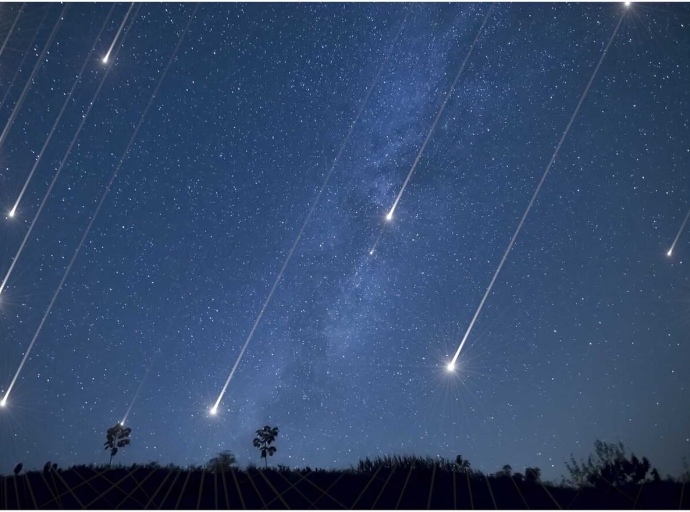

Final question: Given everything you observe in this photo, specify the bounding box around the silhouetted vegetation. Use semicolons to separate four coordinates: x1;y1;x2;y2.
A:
252;425;279;468
1;440;687;509
104;422;132;465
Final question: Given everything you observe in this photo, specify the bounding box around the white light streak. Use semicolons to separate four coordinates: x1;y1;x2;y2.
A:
0;6;66;154
212;10;410;412
0;8;144;405
0;8;118;298
0;4;24;63
385;4;493;223
210;406;218;416
0;398;6;407
667;207;690;258
8;5;115;225
103;3;134;64
449;10;626;366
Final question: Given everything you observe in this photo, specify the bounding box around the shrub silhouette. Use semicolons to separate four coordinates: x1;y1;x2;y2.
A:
104;423;132;465
13;463;22;476
253;425;279;468
206;450;237;472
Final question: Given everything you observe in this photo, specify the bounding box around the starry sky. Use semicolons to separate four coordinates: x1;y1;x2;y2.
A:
0;1;689;481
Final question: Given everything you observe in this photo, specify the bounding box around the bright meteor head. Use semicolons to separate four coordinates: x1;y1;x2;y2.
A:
624;1;631;5
210;406;218;416
385;212;393;222
8;210;14;218
446;362;456;373
0;398;6;407
667;249;673;257
102;57;108;63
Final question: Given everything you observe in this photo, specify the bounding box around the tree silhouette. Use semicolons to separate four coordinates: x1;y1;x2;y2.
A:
206;450;237;472
253;425;279;468
565;440;657;488
454;455;471;473
526;467;541;482
13;463;22;476
502;464;513;477
104;423;132;465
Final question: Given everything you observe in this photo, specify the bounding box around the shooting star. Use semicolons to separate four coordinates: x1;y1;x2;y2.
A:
446;8;627;370
0;7;121;299
102;3;134;64
369;4;493;255
211;10;410;415
1;3;194;407
667;206;690;257
8;6;115;220
0;5;67;154
0;4;25;63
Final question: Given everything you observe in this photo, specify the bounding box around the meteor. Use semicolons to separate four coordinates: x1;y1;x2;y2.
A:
667;206;690;258
0;6;67;154
0;4;25;62
0;8;119;298
8;6;116;221
446;362;456;373
0;8;142;404
103;3;134;64
0;11;47;115
1;2;194;407
211;10;410;414
385;4;493;223
448;9;626;367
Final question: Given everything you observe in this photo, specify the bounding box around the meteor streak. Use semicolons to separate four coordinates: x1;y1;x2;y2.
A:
368;5;493;256
0;4;25;62
102;3;134;64
0;6;67;154
448;10;626;367
8;6;115;221
386;4;493;222
211;11;409;413
1;3;194;406
0;8;119;299
667;206;690;257
0;11;47;115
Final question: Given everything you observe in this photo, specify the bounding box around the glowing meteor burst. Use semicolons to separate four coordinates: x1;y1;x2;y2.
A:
103;3;134;64
667;207;690;258
0;8;118;299
448;9;626;367
210;406;218;416
446;362;456;373
212;11;409;413
374;4;493;253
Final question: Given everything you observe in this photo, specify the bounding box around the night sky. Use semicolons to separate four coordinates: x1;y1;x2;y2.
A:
0;1;689;482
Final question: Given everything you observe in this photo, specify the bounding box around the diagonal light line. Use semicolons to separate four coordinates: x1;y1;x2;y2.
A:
212;9;409;412
667;205;690;257
0;4;25;61
0;9;47;114
395;465;415;509
351;464;384;509
257;470;292;509
68;467;121;509
143;469;173;509
195;468;206;509
24;474;39;509
245;470;268;509
450;9;626;365
466;472;474;509
262;470;311;509
103;3;134;63
113;467;158;508
157;470;182;510
310;472;347;509
427;463;438;509
509;475;530;509
8;4;115;219
173;470;193;510
0;4;141;405
220;469;230;509
384;4;494;223
373;466;396;509
0;4;67;153
51;468;85;509
485;474;498;509
229;466;246;510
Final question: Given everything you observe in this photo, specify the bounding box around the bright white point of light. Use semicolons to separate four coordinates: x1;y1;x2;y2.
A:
667;249;673;257
385;212;393;222
210;406;218;416
369;250;374;256
624;1;631;6
0;399;6;407
8;210;14;218
102;57;108;63
446;362;456;373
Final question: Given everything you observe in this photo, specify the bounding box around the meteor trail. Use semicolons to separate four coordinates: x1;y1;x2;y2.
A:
1;3;194;406
369;4;493;255
0;5;67;154
0;4;25;62
102;3;134;64
667;206;690;257
448;10;626;367
8;6;115;220
0;8;119;299
211;11;409;414
0;10;47;115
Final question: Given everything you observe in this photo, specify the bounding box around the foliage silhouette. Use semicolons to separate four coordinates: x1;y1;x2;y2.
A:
526;466;541;482
253;425;279;468
501;464;512;477
206;450;237;472
565;439;658;487
454;454;471;473
104;422;132;465
13;463;22;476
